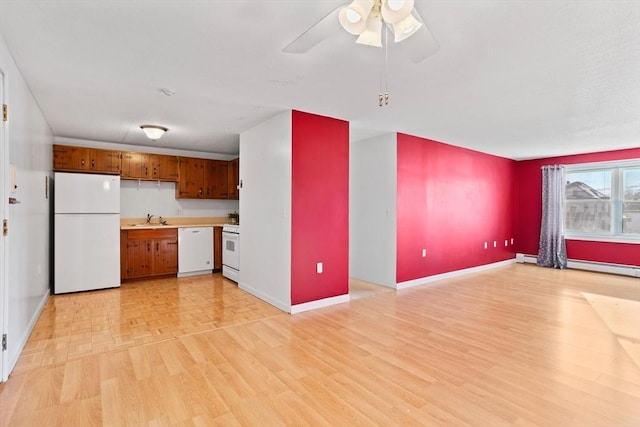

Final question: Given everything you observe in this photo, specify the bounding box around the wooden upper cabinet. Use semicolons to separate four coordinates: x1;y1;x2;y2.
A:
90;148;121;174
53;145;120;174
121;152;150;179
227;158;239;200
150;154;179;181
177;157;230;199
204;160;228;199
176;157;204;199
202;160;213;199
53;145;90;171
53;144;238;198
120;153;177;182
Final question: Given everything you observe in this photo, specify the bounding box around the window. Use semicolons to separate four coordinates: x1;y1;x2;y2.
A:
565;160;640;242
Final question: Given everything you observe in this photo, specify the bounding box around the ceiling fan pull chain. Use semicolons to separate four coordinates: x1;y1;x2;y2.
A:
379;25;384;107
384;24;389;106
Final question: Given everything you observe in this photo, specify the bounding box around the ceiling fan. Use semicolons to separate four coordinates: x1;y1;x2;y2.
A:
283;0;439;63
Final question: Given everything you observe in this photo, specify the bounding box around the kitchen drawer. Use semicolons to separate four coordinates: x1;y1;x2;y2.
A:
125;228;177;240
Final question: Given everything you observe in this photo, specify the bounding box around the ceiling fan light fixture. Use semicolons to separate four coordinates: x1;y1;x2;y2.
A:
392;13;422;43
381;0;414;24
356;11;383;47
140;124;168;141
339;0;374;35
339;8;365;34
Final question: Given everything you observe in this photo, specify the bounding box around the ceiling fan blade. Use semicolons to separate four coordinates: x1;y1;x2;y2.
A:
399;9;440;63
283;7;342;53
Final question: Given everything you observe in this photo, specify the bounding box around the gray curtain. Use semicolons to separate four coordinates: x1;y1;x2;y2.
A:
537;165;567;269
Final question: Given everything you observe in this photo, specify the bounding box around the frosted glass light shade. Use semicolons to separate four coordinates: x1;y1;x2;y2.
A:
140;125;168;141
356;12;383;47
381;0;414;24
339;0;374;35
392;13;422;42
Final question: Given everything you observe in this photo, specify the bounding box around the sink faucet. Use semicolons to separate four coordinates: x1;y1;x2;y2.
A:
159;216;167;225
146;213;154;224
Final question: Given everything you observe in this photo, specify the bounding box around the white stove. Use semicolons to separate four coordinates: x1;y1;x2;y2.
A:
222;223;239;234
222;223;239;282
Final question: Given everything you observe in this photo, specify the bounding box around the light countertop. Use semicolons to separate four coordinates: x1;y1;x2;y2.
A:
120;216;230;230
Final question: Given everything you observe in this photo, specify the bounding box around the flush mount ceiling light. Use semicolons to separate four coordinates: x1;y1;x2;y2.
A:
140;125;168;141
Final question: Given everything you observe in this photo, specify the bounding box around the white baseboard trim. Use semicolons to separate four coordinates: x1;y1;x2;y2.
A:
177;269;212;278
515;253;640;278
515;253;538;264
291;294;350;314
6;288;50;381
396;259;516;290
238;282;290;313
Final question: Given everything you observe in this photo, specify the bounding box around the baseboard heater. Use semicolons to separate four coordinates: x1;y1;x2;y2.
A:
515;253;640;278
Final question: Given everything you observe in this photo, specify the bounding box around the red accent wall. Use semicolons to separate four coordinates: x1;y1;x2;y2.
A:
515;148;640;266
291;111;349;305
396;134;517;282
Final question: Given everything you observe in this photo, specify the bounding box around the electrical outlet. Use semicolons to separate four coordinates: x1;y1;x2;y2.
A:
316;262;323;274
176;207;183;216
422;249;427;257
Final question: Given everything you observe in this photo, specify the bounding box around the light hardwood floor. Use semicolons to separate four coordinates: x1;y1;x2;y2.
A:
1;264;639;426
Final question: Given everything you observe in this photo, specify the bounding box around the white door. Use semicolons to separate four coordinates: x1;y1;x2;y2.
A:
0;67;7;381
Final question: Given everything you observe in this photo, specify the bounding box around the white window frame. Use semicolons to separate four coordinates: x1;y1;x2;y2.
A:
564;159;640;244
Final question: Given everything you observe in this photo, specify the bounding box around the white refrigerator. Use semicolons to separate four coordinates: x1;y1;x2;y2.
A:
54;172;121;294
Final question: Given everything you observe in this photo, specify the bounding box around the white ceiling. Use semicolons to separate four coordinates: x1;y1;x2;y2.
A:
0;1;638;160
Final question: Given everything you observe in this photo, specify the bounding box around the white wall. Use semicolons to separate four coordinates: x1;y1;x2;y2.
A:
350;133;397;287
239;111;291;311
0;32;53;377
120;180;238;219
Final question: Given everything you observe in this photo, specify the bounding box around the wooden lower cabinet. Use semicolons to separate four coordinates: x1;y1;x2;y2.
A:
214;226;222;270
121;229;178;280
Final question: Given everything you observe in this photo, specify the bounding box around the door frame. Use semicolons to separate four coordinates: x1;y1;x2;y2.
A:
0;66;8;382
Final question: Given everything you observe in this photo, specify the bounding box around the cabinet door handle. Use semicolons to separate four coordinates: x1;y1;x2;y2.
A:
81;158;85;166
156;242;159;251
147;242;151;251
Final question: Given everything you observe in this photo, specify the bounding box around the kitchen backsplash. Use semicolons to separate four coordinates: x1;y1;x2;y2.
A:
120;180;239;218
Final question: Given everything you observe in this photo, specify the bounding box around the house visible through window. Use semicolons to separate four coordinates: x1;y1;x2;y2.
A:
565;160;640;242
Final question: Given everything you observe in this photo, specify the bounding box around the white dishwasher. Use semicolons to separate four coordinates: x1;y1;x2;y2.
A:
178;227;213;277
